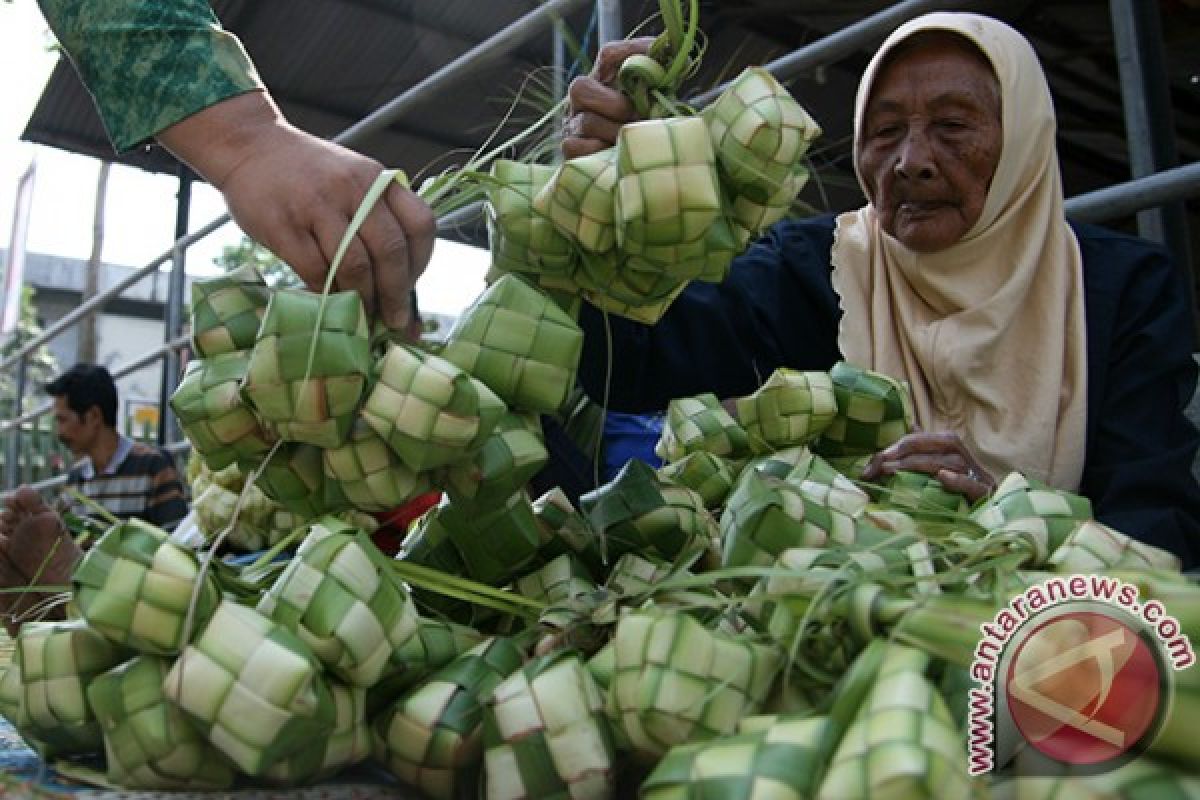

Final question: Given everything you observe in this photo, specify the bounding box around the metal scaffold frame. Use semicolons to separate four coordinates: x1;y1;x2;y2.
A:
3;0;1198;494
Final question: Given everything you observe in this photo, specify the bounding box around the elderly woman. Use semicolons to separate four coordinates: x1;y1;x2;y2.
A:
561;12;1200;567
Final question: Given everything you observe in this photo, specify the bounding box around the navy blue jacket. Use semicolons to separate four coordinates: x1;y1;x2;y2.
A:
575;214;1200;568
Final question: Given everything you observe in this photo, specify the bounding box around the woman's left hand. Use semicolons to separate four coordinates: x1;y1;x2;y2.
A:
861;431;995;503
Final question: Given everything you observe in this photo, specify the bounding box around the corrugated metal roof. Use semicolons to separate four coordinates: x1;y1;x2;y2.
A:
23;1;604;173
20;0;1200;242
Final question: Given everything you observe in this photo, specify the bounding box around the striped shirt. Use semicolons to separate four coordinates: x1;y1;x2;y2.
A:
61;436;189;530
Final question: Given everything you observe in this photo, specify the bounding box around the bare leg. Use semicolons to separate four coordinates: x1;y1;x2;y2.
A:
0;487;81;635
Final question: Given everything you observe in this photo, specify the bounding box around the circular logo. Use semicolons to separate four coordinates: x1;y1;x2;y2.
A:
1004;610;1164;766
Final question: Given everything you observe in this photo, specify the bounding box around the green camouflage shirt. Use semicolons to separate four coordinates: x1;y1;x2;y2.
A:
38;0;263;153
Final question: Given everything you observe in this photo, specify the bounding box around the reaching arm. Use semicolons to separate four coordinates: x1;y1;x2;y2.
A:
37;0;436;330
37;0;260;153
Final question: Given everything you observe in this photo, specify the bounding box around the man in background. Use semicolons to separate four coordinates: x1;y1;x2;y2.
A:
0;364;188;634
47;363;187;529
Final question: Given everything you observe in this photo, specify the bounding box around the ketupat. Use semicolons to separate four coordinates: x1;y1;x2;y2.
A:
3;619;130;758
515;553;597;607
657;392;752;464
657;450;738;509
485;160;579;281
188;264;271;358
403;491;542;592
608;609;782;760
82;2;1200;794
322;418;434;513
605;552;675;598
615;117;725;276
368;617;486;709
581;459;719;565
256;518;420;688
438;273;584;414
483;649;617;799
87;654;237;790
534;147;620;254
373;636;524;799
241;289;372;449
641;715;830;799
971;471;1093;558
161;599;336;777
815;361;915;457
879;469;969;514
817;643;972;800
254;442;342;520
705;66;821;200
1047;519;1182;573
170;351;275;471
735;368;838;453
531;486;606;573
705;65;822;244
361;342;506;472
72;519;221;655
720;469;829;573
260;681;371;786
438;411;548;507
483;3;822;323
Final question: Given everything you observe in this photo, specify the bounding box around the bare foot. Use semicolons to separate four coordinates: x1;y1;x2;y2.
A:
0;487;80;635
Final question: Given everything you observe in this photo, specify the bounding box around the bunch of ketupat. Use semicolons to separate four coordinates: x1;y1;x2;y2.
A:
0;514;488;789
4;350;1200;797
171;252;584;549
187;458;304;552
485;0;821;324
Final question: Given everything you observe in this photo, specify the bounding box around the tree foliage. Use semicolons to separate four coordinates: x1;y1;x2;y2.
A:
0;286;59;417
213;237;302;288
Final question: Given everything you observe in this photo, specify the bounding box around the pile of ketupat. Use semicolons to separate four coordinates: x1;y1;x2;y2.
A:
3;0;1199;796
5;346;1200;796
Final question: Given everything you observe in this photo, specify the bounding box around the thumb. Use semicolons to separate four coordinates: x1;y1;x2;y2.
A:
593;36;657;85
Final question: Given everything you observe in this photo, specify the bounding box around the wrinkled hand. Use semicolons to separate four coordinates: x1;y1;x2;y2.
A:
158;91;437;331
861;431;995;503
562;37;656;159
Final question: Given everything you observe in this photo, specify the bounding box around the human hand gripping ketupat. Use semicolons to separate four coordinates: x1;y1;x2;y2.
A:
156;90;437;331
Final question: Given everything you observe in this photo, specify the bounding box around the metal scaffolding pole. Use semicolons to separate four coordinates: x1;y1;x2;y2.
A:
691;0;988;107
553;21;568;104
0;213;230;375
0;334;191;437
3;358;27;489
1110;0;1195;329
597;0;623;45
159;166;193;447
1065;162;1200;224
337;0;591;147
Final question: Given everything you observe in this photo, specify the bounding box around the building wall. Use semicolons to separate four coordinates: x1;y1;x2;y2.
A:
5;249;189;436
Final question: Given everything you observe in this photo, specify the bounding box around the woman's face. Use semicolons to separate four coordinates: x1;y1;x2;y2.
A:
857;36;1003;252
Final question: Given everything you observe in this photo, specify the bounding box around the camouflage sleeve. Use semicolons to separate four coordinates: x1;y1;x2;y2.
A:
37;0;263;153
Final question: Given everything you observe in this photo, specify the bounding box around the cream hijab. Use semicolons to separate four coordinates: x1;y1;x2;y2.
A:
830;12;1088;490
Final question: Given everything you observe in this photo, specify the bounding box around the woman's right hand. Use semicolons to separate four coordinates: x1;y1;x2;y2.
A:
562;37;655;159
861;431;996;504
